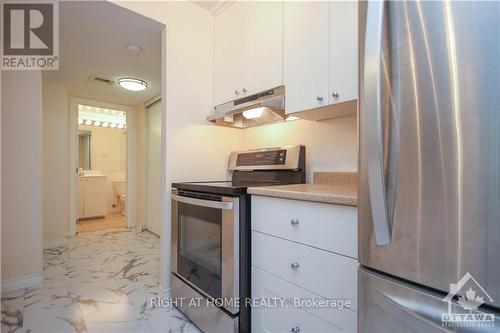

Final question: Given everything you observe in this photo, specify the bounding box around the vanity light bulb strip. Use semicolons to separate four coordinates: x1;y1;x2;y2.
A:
79;119;126;129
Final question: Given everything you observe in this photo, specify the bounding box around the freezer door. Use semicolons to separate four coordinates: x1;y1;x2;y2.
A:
359;268;499;333
358;0;500;307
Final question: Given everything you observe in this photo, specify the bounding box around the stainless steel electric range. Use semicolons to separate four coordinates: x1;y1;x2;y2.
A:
171;145;305;333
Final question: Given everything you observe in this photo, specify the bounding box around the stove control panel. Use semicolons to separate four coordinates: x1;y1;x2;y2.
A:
236;149;287;166
228;145;304;171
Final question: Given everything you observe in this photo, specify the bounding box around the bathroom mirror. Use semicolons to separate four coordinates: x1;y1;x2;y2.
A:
78;130;92;170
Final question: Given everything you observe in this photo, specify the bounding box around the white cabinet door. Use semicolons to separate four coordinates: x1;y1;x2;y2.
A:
252;266;357;333
248;1;283;95
214;2;251;105
77;178;85;219
284;1;330;114
252;231;359;311
252;196;358;258
83;178;107;218
329;0;358;104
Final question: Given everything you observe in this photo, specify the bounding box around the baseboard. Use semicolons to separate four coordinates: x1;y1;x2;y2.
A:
160;285;171;297
43;238;67;249
1;273;43;293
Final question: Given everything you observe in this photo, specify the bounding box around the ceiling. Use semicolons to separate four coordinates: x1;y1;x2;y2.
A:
43;1;163;106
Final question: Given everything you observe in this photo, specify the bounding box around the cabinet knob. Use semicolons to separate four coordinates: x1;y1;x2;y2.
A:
291;327;301;333
290;218;300;226
242;88;248;94
235;90;240;95
290;262;300;270
332;92;340;98
316;96;324;102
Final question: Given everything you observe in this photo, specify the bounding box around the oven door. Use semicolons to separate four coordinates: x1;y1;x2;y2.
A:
171;189;239;314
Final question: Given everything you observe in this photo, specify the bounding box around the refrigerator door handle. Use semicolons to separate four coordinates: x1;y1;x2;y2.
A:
363;0;391;245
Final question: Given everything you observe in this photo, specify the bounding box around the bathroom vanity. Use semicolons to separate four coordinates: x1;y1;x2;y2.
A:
77;175;107;220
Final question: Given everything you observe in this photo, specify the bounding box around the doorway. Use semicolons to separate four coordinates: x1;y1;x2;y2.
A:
70;98;134;235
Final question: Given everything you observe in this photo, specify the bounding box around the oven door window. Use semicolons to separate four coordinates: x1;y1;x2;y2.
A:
177;202;222;299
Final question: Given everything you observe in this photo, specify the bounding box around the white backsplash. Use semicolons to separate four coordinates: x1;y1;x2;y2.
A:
241;114;357;182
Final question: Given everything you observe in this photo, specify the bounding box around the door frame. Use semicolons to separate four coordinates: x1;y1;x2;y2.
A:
144;95;161;235
69;97;135;236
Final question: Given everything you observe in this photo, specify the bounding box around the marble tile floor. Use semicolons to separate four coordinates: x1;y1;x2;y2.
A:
1;228;201;333
77;213;126;233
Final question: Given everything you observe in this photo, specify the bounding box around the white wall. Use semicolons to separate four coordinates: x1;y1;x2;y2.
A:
42;80;70;242
1;71;43;283
242;115;358;182
114;1;242;291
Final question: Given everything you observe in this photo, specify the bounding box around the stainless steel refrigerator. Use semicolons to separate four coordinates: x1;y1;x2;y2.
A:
358;1;500;332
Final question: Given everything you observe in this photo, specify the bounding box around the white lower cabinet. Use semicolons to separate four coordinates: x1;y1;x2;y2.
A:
251;196;358;332
252;231;358;311
252;266;357;333
77;176;107;219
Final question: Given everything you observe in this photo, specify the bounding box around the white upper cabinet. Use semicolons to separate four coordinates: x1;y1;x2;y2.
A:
214;0;358;114
330;0;358;104
213;1;283;106
248;1;283;95
284;1;330;114
284;0;358;114
214;1;251;105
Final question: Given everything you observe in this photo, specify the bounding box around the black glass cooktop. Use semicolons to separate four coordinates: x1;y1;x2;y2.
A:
172;181;285;196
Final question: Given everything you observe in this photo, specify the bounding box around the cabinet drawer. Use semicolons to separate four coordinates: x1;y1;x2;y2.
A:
252;231;358;311
252;266;357;333
251;196;357;258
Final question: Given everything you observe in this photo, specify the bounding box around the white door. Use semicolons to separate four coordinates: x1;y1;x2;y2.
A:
214;1;251;105
248;0;283;95
329;0;358;104
284;1;330;114
145;100;161;236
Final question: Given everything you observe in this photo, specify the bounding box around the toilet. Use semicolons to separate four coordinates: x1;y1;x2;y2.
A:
113;180;126;215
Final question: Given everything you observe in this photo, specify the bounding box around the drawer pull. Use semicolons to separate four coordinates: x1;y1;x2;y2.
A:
290;262;300;270
290;218;300;226
291;327;301;333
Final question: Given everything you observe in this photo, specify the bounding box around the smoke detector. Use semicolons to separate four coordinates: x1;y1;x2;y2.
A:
124;44;143;56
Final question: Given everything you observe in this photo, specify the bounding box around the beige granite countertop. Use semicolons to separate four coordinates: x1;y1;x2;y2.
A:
248;172;358;206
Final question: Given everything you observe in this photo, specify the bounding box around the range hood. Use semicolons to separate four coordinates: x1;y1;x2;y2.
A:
207;86;286;128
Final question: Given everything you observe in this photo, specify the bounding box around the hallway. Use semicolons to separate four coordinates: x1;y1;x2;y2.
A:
1;229;200;333
77;213;126;233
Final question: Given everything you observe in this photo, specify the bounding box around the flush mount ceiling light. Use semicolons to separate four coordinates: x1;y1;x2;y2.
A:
118;78;148;91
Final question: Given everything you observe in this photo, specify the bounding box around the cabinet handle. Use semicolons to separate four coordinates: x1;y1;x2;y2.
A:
242;88;248;94
291;327;301;333
316;96;324;102
290;262;300;270
290;218;300;226
332;92;340;98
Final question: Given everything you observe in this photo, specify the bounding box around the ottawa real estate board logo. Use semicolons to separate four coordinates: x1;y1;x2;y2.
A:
442;272;496;329
1;1;59;70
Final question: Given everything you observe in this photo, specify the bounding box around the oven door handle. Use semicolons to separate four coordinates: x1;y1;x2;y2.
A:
171;194;234;210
